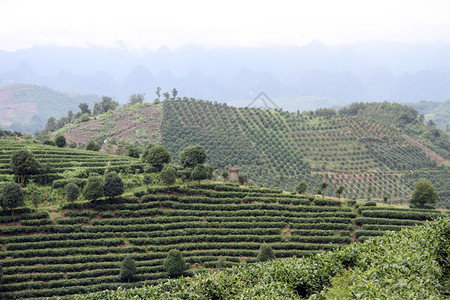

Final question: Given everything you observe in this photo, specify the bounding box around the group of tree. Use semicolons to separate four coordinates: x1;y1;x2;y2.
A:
155;87;178;101
43;96;119;133
82;172;124;201
142;144;213;186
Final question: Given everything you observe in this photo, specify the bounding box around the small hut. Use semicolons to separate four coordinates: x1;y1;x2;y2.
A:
228;167;241;182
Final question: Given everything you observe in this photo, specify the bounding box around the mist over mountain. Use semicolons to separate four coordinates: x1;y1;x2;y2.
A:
1;41;450;108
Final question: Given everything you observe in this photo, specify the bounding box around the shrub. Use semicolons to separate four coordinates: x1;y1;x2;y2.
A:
65;182;80;203
160;165;176;186
191;164;207;183
86;140;101;151
0;182;24;215
55;135;67;148
104;172;124;199
163;249;186;278
120;256;137;283
83;176;104;201
256;244;275;262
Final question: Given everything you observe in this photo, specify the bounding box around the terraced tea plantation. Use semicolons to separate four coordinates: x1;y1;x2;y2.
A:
160;99;450;205
0;183;445;299
0;139;141;183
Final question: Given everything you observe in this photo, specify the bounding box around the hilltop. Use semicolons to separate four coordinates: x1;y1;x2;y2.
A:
0;84;99;133
54;99;450;207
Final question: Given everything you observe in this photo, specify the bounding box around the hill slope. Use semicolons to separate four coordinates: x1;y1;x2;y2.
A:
0;84;99;133
0;139;140;184
55;99;450;207
69;218;450;300
0;183;446;299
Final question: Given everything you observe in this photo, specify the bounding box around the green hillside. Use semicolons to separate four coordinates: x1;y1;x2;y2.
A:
409;99;450;133
53;99;450;207
0;182;446;299
0;139;141;184
0;84;99;133
69;218;450;300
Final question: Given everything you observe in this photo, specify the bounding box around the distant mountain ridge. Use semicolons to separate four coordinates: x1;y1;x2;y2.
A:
1;42;450;105
0;84;99;133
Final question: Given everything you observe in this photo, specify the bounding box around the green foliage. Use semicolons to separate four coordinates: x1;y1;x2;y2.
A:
67;219;449;300
120;256;136;283
296;180;307;194
335;185;345;199
29;188;42;209
143;174;153;187
0;182;24;215
159;165;176;186
10;149;40;185
104;172;124;199
54;135;66;148
410;178;439;208
163;249;186;278
86;140;101;151
179;145;206;168
126;147;140;158
256;244;275;262
221;170;229;181
216;256;226;269
64;182;80;203
191;164;207;183
145;145;171;171
83;176;104;201
238;173;248;185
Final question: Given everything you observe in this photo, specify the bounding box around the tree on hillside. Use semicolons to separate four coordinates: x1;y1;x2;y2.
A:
156;87;161;99
86;140;101;151
0;182;24;215
126;147;140;158
317;181;328;197
221;170;229;181
410;178;438;208
45;117;57;132
120;256;137;283
191;164;207;183
104;172;124;199
10;149;40;185
296;180;307;194
79;103;91;115
65;182;80;203
256;244;275;262
143;174;154;188
180;145;206;168
100;96;119;114
171;88;178;100
164;249;186;278
238;173;248;186
160;165;176;186
30;188;42;209
83;175;104;201
127;93;145;106
145;145;171;171
335;185;345;199
163;92;170;101
367;185;373;201
216;256;226;269
55;135;66;148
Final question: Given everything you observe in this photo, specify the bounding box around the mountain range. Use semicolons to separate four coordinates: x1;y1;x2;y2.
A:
1;41;450;106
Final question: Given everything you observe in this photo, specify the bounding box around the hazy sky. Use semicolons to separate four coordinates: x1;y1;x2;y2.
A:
1;0;450;51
